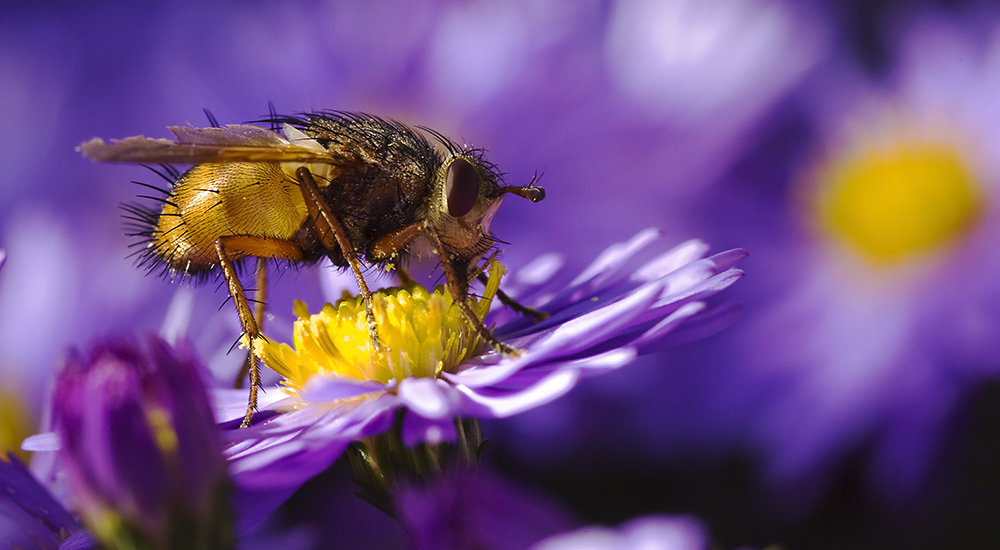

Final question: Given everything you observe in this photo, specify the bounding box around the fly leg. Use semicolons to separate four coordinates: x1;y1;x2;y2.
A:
369;220;520;357
476;272;549;323
215;236;306;427
234;257;268;389
296;167;382;351
215;240;263;429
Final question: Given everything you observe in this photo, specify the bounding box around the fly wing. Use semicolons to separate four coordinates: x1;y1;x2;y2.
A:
79;124;335;164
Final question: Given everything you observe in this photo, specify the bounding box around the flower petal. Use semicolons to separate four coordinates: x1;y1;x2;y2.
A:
21;432;60;452
515;253;564;285
571;228;663;287
534;280;665;359
211;387;292;424
401;414;458;446
631;239;711;281
398;378;463;419
299;375;390;403
455;368;581;418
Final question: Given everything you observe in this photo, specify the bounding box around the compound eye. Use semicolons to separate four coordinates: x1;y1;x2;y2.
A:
446;157;479;218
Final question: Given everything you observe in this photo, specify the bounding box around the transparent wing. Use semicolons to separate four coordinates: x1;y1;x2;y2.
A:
78;124;335;164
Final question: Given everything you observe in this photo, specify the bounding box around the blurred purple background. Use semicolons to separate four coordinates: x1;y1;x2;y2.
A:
4;0;1000;547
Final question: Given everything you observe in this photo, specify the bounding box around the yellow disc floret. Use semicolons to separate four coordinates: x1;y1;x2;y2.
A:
257;261;505;395
815;138;983;264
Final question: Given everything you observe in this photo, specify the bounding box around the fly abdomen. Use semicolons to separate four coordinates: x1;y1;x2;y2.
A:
148;162;309;274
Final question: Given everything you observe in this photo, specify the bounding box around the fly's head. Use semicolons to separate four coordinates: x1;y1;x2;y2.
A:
428;153;545;264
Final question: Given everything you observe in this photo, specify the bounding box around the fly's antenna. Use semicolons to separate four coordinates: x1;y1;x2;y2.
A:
499;170;545;202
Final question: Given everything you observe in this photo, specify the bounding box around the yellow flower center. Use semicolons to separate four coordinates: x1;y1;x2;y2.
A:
815;138;984;264
257;261;505;395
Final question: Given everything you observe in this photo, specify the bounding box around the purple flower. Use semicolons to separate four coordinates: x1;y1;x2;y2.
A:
0;454;82;550
608;7;1000;505
52;336;235;550
216;229;745;497
736;11;1000;499
531;515;710;550
395;469;578;550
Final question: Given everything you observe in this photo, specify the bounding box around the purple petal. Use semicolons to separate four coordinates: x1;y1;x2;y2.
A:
567;346;638;375
58;530;99;550
443;352;538;390
229;436;349;490
402;414;458;447
532;515;709;550
705;248;750;272
0;455;80;548
397;470;577;550
455;368;580;418
631;302;708;349
631;239;711;281
571;228;663;287
514;253;564;286
451;280;661;389
398;378;463;419
495;348;637;391
534;280;665;359
299;376;390;403
21;432;60;452
655;267;744;307
642;302;745;351
211;388;292;424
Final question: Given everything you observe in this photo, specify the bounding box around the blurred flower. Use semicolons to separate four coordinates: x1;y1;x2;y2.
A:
53;336;235;550
0;454;82;550
217;230;745;498
0;247;38;462
712;10;1000;502
0;387;34;462
605;0;816;125
396;469;578;550
531;515;710;550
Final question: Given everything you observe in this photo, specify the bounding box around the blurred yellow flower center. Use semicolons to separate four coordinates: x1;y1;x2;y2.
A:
0;387;35;462
816;139;983;264
257;261;504;394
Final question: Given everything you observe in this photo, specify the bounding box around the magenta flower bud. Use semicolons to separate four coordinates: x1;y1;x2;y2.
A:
53;335;234;550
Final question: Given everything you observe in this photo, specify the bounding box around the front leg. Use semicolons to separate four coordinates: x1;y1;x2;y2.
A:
371;220;520;357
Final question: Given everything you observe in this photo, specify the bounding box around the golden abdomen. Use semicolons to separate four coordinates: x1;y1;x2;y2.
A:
153;162;308;273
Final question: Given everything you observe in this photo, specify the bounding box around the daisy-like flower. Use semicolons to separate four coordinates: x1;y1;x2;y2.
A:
705;11;1000;501
217;229;745;497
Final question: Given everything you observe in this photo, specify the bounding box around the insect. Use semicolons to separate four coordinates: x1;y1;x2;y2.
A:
80;111;545;428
